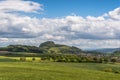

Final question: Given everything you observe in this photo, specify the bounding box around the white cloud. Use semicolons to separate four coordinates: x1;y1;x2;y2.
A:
86;16;105;21
0;0;119;49
41;34;65;40
0;38;9;42
108;7;120;20
0;0;43;13
64;39;120;49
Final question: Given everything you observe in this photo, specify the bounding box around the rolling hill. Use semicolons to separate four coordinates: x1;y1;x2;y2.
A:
0;41;83;54
39;41;83;54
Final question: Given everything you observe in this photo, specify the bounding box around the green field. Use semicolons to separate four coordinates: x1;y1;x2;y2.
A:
0;57;120;80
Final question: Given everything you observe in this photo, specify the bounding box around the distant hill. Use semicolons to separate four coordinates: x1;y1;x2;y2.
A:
90;48;120;53
39;41;83;54
0;41;83;54
0;45;43;53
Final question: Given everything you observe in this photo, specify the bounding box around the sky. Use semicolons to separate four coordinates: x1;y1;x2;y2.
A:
0;0;120;49
35;0;120;18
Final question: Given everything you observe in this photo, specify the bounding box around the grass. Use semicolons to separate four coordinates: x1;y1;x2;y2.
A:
0;56;120;80
0;56;41;62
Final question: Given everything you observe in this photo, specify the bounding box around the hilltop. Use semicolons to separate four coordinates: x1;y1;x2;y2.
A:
0;41;83;54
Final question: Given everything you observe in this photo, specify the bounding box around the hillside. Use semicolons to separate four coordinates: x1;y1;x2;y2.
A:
0;41;83;54
1;62;120;80
39;41;82;54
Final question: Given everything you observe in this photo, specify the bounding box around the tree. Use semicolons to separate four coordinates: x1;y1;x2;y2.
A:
20;57;26;61
111;58;117;63
32;57;36;61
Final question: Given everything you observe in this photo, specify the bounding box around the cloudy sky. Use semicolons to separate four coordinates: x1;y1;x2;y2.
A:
0;0;120;49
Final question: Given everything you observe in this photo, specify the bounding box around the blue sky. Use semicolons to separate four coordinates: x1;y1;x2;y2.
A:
33;0;120;18
0;0;120;49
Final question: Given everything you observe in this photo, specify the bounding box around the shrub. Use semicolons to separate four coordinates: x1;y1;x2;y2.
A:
20;57;26;61
103;68;113;72
114;70;120;74
99;58;104;63
111;58;117;63
32;57;36;61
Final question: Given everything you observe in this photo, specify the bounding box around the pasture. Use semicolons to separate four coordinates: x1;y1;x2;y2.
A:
0;56;120;80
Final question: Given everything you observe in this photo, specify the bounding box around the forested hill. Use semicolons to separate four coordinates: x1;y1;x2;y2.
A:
0;41;83;54
39;41;82;54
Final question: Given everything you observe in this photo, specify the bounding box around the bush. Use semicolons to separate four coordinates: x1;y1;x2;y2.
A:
111;58;117;63
114;70;120;74
32;57;36;61
20;57;26;61
103;68;113;72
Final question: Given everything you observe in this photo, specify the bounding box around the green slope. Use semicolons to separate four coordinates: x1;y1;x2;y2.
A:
0;62;120;80
0;41;83;54
39;41;82;54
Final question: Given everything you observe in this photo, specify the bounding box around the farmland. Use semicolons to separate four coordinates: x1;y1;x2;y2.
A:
0;56;120;80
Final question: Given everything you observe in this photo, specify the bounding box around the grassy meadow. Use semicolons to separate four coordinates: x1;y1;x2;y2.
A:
0;56;120;80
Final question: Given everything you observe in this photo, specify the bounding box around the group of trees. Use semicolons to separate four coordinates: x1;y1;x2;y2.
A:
40;54;111;63
17;53;120;63
0;45;43;53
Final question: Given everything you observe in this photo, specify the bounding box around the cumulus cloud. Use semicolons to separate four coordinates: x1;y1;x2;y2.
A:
108;7;120;20
0;0;119;49
0;0;43;13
